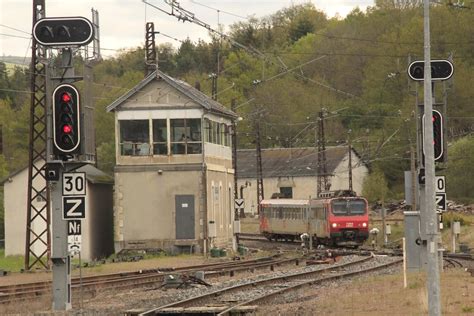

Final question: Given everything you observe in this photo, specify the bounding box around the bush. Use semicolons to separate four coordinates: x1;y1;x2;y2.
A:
442;212;471;228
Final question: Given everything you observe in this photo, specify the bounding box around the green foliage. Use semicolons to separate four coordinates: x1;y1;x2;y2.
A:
442;211;471;229
462;306;474;313
0;189;4;241
0;249;24;272
1;3;474;201
97;142;115;175
362;167;389;203
445;137;474;203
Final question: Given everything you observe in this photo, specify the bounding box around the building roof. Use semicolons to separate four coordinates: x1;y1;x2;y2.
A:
78;164;114;185
0;162;113;185
106;69;237;119
236;146;362;179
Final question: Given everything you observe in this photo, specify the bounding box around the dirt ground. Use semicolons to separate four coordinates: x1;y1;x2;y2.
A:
2;251;474;315
259;269;474;315
0;255;210;286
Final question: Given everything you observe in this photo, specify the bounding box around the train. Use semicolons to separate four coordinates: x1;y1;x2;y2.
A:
259;190;369;247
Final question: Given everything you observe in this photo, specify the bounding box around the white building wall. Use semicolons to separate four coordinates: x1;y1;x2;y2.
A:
3;162;113;261
237;151;368;216
331;152;368;196
4;161;47;257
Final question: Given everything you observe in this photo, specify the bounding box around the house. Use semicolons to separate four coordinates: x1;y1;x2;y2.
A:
106;70;238;254
2;161;114;261
236;146;368;215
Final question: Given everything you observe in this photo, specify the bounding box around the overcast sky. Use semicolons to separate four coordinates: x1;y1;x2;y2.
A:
0;0;373;60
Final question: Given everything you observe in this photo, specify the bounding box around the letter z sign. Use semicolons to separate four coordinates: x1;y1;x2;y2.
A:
62;172;86;220
63;197;85;220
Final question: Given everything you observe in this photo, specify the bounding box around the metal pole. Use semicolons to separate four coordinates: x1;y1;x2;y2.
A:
403;237;407;288
51;167;72;311
255;110;264;215
382;198;387;245
231;99;239;246
423;1;441;314
411;144;417;211
308;196;313;251
348;135;353;192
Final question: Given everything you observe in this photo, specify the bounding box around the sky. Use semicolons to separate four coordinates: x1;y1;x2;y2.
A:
0;0;373;61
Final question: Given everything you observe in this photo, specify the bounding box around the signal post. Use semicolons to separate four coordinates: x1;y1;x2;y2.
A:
33;16;94;311
407;3;454;313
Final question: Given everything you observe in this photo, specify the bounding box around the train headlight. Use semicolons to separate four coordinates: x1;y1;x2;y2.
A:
331;223;337;228
362;222;367;228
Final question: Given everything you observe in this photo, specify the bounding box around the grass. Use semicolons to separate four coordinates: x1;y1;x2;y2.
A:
0;249;25;272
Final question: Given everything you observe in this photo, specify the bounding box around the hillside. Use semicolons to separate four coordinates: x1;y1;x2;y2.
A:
0;2;473;204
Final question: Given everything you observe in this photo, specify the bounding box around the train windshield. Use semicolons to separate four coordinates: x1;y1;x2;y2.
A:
331;199;366;216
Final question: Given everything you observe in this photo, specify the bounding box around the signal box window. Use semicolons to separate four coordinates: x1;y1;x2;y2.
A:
152;119;168;155
280;187;293;198
170;119;202;155
119;120;149;156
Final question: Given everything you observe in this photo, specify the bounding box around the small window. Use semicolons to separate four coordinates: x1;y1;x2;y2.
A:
170;119;202;155
152;119;167;155
280;187;293;198
119;120;149;156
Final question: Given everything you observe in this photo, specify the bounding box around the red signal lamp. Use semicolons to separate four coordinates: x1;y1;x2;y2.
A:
61;92;72;103
62;124;73;134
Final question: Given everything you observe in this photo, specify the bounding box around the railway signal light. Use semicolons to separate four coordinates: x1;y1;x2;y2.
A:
33;17;94;46
408;60;454;81
53;84;81;155
422;110;444;162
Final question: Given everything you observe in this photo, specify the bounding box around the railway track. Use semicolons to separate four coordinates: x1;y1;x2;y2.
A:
0;255;302;304
135;255;402;316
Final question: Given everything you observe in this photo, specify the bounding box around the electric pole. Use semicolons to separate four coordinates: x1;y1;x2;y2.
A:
316;110;330;196
348;130;353;192
255;110;264;215
422;1;441;314
145;22;158;76
210;73;218;101
26;0;50;271
231;99;239;245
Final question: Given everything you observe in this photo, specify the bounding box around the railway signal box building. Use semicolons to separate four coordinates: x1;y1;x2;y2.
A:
107;70;237;254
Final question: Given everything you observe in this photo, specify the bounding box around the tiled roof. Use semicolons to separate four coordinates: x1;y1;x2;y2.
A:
236;146;354;179
106;70;237;118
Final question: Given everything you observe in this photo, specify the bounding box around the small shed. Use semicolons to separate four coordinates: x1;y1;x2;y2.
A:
2;162;114;261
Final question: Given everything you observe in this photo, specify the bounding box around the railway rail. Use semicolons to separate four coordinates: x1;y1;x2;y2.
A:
0;255;302;304
136;255;402;316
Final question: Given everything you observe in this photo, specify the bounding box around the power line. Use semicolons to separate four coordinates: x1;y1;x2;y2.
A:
0;33;31;40
189;0;249;20
0;24;31;35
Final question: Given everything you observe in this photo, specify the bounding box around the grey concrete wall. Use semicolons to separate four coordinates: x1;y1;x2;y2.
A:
206;166;234;249
86;183;114;260
114;169;202;252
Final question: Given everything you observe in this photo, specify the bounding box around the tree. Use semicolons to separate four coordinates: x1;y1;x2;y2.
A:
175;39;197;75
445;137;474;203
362;167;389;203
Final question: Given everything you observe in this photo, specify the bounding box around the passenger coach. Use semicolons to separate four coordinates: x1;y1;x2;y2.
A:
259;191;369;247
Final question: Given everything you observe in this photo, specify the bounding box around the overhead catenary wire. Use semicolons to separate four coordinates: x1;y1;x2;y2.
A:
189;0;250;20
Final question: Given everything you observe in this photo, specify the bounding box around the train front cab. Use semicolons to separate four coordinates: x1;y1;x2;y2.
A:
327;197;369;246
